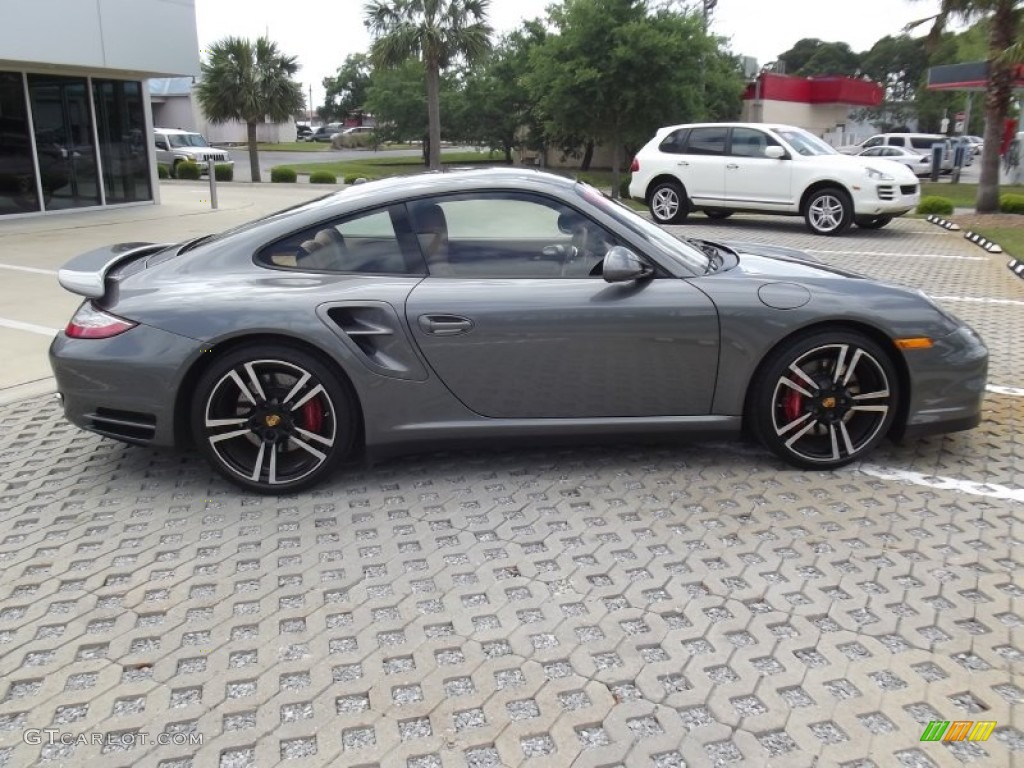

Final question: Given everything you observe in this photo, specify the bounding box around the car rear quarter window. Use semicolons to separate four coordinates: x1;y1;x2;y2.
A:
658;128;690;154
257;206;423;275
683;127;727;156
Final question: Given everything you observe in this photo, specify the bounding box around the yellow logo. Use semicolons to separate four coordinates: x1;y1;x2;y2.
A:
821;396;836;408
264;414;281;427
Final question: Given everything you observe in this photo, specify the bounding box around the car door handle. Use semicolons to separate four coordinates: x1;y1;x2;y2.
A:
418;314;474;336
726;163;739;169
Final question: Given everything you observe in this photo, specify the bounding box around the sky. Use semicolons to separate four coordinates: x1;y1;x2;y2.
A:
194;0;947;111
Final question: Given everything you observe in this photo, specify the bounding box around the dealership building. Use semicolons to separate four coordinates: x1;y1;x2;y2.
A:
0;0;198;217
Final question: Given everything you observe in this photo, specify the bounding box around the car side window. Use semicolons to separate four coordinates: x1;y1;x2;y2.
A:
862;137;883;149
683;127;727;156
889;137;907;148
409;193;622;279
729;127;781;158
861;147;881;156
257;206;423;275
658;128;690;154
881;147;899;156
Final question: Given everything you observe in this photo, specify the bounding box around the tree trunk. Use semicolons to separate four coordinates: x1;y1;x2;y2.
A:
425;58;442;170
580;141;594;172
610;138;622;200
422;134;430;166
247;121;260;183
977;0;1017;213
504;144;513;165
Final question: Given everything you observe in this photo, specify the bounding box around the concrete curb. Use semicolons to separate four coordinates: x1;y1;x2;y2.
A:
963;231;1004;253
1008;257;1024;281
924;214;961;231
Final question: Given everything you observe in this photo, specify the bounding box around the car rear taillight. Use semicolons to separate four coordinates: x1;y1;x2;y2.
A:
630;157;639;173
65;303;137;339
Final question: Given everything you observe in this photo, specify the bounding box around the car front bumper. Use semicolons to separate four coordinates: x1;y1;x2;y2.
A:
898;325;988;439
49;323;204;448
851;181;920;217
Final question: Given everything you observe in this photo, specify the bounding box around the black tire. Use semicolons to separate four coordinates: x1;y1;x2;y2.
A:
648;180;689;224
191;344;356;493
748;330;898;470
803;187;853;236
854;215;892;230
704;209;732;220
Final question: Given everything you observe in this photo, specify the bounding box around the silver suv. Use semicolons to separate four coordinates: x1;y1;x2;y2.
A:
153;128;233;176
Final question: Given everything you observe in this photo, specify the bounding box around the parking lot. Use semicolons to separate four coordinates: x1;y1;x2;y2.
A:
0;202;1021;768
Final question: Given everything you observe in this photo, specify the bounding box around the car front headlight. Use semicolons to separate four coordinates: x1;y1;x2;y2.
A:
865;166;894;181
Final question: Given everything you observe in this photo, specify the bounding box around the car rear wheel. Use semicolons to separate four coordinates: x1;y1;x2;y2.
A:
749;330;898;470
804;187;853;235
704;209;732;220
854;215;892;230
648;180;689;224
191;345;356;493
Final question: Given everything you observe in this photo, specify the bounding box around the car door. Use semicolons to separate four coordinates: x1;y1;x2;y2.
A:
722;126;793;207
404;192;720;419
676;126;727;204
153;132;172;165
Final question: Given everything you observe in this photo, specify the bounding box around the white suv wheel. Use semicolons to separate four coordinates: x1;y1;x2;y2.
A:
804;188;852;236
648;181;688;224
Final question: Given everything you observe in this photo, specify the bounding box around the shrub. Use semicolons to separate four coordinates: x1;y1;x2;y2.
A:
343;174;374;185
175;161;201;180
332;131;376;150
1000;193;1024;214
214;163;233;182
157;164;169;179
619;177;631;200
916;196;953;216
309;170;337;184
271;167;297;183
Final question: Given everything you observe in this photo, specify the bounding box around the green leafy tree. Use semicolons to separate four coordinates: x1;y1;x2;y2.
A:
452;24;546;163
321;53;373;122
800;42;862;76
528;0;735;197
858;35;929;129
908;0;1024;212
777;38;825;73
195;36;304;182
364;0;493;169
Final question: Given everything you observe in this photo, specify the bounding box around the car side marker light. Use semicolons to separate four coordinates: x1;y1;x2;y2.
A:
894;337;934;350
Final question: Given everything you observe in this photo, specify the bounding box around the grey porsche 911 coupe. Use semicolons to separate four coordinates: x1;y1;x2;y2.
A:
50;169;987;492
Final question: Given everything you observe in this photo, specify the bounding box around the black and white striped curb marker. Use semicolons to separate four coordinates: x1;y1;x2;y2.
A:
1009;258;1024;280
963;231;1003;253
925;214;961;230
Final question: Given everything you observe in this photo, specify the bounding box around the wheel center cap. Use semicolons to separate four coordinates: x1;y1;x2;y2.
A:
821;396;837;409
264;414;282;428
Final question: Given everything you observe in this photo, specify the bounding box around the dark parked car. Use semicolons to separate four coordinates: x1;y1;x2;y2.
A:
50;169;987;492
308;123;343;143
295;124;312;141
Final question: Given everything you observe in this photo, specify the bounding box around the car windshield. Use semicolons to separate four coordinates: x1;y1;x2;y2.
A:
771;127;837;156
575;183;709;274
167;133;211;148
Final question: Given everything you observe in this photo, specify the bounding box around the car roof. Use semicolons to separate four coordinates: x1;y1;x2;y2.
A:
153;127;201;135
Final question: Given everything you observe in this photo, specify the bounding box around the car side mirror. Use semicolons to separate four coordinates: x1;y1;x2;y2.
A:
602;246;652;283
765;146;786;159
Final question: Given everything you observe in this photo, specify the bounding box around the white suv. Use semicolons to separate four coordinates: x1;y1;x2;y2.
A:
629;123;920;235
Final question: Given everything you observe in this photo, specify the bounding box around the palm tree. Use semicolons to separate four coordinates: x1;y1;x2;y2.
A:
195;37;305;182
908;0;1023;212
364;0;493;169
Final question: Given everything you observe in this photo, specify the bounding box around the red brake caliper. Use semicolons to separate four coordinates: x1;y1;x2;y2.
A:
783;389;803;422
302;398;324;433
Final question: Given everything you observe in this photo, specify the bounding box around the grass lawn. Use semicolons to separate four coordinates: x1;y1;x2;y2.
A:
920;181;1024;208
276;150;508;177
958;224;1024;259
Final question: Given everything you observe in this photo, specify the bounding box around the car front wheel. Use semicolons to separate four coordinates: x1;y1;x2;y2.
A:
749;331;898;470
191;345;356;493
648;180;689;224
804;187;853;235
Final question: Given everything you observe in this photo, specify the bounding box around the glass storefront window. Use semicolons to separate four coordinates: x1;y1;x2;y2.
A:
93;79;151;204
28;74;101;210
0;72;40;214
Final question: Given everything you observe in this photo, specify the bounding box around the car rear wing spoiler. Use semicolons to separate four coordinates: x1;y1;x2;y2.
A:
57;242;172;299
